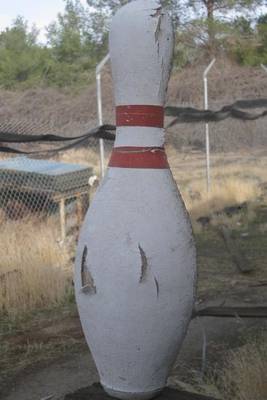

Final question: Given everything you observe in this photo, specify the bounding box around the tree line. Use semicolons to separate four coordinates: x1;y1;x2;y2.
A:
0;0;266;89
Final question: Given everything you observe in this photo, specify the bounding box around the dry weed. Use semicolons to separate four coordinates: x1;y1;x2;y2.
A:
167;148;264;220
169;334;267;400
0;217;71;316
206;334;267;400
184;177;260;220
222;344;267;399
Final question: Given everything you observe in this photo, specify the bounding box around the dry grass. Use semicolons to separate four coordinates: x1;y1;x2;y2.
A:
0;147;100;318
57;147;101;175
167;148;265;221
169;333;267;400
183;177;259;220
202;333;267;400
220;341;267;400
0;217;71;317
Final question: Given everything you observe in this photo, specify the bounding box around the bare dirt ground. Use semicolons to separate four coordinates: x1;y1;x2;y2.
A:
1;302;266;400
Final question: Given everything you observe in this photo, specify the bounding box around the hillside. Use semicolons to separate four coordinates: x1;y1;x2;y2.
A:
0;59;266;151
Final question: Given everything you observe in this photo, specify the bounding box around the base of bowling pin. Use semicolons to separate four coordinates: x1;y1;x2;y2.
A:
102;385;163;400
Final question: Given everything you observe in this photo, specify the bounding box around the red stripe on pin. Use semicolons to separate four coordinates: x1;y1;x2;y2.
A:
108;147;169;169
116;105;164;128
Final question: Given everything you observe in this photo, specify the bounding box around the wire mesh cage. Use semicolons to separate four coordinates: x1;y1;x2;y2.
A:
0;154;95;244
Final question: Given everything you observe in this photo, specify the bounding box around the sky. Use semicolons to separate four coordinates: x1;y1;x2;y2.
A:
0;0;88;42
1;0;266;43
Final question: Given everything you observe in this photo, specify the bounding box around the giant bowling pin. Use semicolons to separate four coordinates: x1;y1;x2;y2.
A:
75;1;197;399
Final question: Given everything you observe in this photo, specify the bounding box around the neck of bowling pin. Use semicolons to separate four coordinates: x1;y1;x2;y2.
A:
109;0;173;149
114;104;165;147
114;126;164;148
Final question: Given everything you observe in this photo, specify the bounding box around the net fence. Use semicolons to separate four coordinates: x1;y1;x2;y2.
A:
0;117;105;247
0;96;266;240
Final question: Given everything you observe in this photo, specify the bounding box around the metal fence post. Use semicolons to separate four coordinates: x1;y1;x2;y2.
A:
203;58;216;193
96;54;110;179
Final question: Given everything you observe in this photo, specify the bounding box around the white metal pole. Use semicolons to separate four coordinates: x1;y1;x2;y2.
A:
261;64;267;73
96;53;110;178
203;58;216;193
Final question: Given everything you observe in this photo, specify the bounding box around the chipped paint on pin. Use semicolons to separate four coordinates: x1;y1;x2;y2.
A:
75;1;197;399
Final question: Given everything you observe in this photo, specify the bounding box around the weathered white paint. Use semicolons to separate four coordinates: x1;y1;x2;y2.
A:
76;168;196;398
115;127;165;148
75;1;197;399
109;0;174;106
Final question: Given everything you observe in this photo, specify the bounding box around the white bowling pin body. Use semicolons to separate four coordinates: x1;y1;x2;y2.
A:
75;1;197;399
